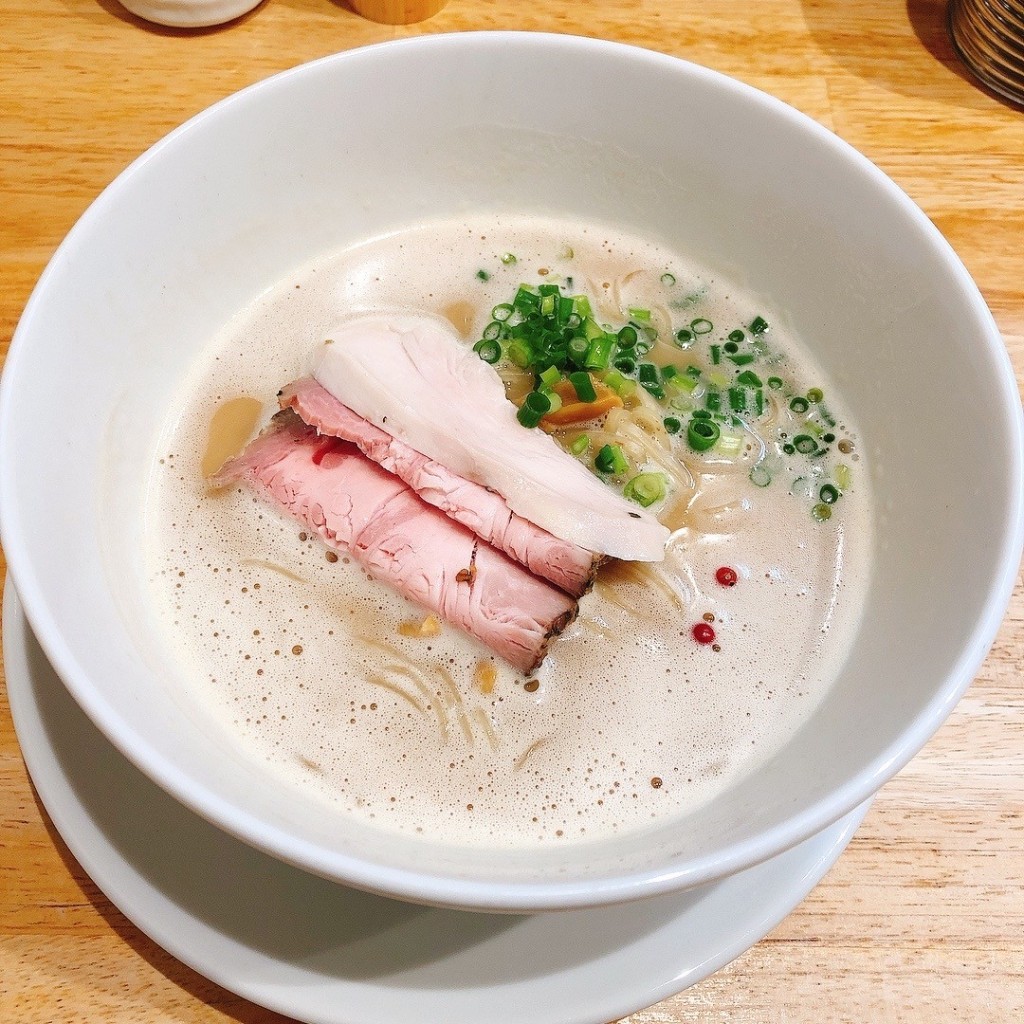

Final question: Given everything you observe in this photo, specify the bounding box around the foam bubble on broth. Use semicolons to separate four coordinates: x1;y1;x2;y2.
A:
145;216;871;847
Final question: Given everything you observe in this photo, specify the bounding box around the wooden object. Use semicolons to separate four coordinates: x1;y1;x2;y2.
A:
349;0;448;23
1;1;1022;1021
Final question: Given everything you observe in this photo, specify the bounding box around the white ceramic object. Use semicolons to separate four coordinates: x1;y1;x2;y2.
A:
3;580;871;1024
118;0;263;28
0;33;1021;912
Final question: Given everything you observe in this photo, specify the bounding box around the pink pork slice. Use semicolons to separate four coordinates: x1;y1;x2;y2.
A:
278;377;601;598
214;411;578;674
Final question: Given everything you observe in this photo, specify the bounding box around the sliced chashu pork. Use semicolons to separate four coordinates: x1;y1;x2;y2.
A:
214;411;577;674
313;313;670;562
279;376;601;598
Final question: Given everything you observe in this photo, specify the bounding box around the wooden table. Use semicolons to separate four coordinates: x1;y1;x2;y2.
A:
2;1;1022;1020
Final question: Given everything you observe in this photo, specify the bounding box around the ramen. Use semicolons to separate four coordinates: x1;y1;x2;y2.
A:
145;215;871;847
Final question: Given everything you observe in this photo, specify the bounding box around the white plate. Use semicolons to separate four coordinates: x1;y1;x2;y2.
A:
4;578;870;1024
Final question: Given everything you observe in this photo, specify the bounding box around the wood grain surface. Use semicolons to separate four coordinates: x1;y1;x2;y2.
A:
2;1;1022;1021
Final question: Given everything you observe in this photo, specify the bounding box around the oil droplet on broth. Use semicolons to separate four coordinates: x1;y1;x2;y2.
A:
441;299;476;338
202;396;264;478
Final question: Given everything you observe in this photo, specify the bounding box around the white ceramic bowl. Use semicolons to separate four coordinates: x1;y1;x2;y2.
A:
2;33;1021;911
116;0;264;29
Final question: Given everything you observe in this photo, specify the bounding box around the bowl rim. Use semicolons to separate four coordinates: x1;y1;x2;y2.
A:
2;30;1022;911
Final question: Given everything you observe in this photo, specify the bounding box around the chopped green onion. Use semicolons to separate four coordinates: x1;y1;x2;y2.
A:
661;273;676;286
517;390;551;428
616;324;638;349
595;443;629;475
484;277;769;438
623;472;667;507
572;294;592;319
513;285;539;313
717;430;744;457
570;434;590;456
501;252;517;265
692;409;712;419
790;396;810;413
568;371;597;403
688;417;721;452
729;387;747;413
749;463;772;487
567;334;590;364
517;406;543;428
603;369;626;391
819;484;840;504
476;269;491;281
750;316;769;335
723;341;739;354
525;390;551;413
670;371;699;394
726;352;756;366
538;365;561;389
767;376;784;390
835;464;852;490
584;334;615;371
736;370;763;387
473;339;502;364
663;416;682;434
782;442;796;455
508;339;533;368
811;502;833;522
823;432;836;443
807;387;824;403
793;434;817;454
604;373;637;399
728;329;745;343
819;404;837;427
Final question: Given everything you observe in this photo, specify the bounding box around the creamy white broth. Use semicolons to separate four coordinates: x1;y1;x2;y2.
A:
146;216;870;847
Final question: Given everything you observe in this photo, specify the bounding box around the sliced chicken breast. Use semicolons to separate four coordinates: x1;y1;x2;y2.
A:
312;313;669;561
